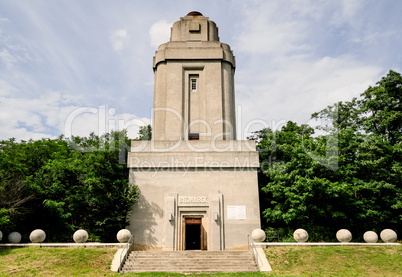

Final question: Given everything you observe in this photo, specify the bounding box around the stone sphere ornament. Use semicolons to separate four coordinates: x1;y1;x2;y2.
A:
293;228;309;242
380;229;397;243
251;229;266;242
117;229;132;243
29;229;46;243
336;229;352;243
363;231;378;243
73;229;88;243
8;232;22;243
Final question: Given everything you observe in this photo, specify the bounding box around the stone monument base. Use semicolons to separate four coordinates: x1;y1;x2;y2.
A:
127;140;261;251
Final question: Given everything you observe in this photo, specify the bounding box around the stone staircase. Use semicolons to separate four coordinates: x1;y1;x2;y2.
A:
120;250;259;274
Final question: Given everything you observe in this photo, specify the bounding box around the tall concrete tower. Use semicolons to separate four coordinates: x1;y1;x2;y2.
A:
152;11;236;141
127;12;260;251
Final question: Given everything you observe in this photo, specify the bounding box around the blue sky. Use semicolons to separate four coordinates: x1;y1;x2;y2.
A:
0;0;401;140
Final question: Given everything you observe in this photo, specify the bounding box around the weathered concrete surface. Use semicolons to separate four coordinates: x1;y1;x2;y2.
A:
256;242;401;248
152;14;236;141
127;12;261;251
256;247;272;271
0;243;125;249
128;140;260;250
119;250;259;273
110;248;127;272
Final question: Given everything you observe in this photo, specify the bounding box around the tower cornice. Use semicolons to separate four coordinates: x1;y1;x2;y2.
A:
153;41;235;69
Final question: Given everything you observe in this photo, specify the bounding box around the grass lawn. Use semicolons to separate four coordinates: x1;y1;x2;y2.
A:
0;246;401;276
0;248;117;276
264;246;402;277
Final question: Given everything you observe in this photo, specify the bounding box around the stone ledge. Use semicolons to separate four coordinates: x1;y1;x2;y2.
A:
255;242;401;248
154;42;235;68
0;243;126;249
130;140;257;153
128;151;259;169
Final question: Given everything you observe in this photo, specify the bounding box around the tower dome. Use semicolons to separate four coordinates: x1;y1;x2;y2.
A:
187;11;203;16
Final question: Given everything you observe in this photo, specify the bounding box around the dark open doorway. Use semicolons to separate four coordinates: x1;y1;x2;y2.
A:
185;218;201;250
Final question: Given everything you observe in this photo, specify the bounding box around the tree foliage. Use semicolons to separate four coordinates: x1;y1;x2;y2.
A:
136;125;152;141
257;70;402;241
0;130;139;242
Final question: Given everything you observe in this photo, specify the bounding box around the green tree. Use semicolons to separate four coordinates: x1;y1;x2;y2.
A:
312;70;401;230
136;125;152;140
255;122;354;241
313;70;402;144
0;138;67;231
359;70;402;144
258;70;401;241
30;130;138;242
0;131;139;242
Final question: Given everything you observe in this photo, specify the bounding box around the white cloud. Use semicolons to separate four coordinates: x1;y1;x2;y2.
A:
63;104;150;139
235;54;382;138
0;0;400;141
235;3;306;55
0;89;150;141
149;20;171;48
0;49;18;68
331;0;363;26
229;0;391;138
111;29;129;50
0;90;77;140
0;80;16;97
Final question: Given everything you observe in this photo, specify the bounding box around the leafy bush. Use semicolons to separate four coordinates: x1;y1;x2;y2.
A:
0;130;139;242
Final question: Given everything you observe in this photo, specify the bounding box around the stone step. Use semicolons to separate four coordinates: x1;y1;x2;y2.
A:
123;262;256;266
130;255;252;258
124;265;255;271
122;269;258;272
128;256;253;261
121;267;258;273
128;259;255;263
129;255;250;260
120;250;259;274
121;269;258;274
128;254;253;259
125;259;256;265
129;250;251;255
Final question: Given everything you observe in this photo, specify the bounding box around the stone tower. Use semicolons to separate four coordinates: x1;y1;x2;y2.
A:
152;11;236;141
127;12;261;251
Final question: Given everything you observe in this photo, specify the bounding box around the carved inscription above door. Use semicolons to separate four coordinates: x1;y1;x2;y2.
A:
178;196;208;206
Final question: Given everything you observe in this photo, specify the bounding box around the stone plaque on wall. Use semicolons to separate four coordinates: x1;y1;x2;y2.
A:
227;205;247;220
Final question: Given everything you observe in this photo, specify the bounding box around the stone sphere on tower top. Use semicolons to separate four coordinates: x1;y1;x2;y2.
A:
187;11;203;16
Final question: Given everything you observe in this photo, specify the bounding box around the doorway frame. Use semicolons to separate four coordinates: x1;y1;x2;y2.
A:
184;217;202;250
176;210;208;251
